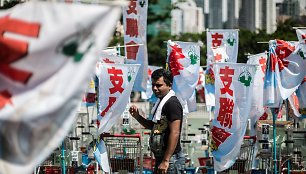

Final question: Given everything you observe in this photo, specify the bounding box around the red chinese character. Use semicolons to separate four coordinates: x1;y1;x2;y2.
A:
126;41;139;60
214;53;222;62
220;66;234;96
102;58;115;64
127;0;137;14
259;56;266;81
108;67;124;94
211;126;231;148
169;44;185;76
0;90;12;109
101;97;116;116
0;16;40;84
217;97;234;128
302;34;306;43
212;33;223;47
126;18;139;37
275;40;294;71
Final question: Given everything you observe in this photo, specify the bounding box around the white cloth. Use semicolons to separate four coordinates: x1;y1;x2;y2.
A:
151;90;175;123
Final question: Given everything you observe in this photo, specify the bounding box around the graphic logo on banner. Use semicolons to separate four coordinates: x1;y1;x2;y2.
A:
238;67;252;87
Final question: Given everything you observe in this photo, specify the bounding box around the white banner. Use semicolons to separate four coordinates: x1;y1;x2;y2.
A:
123;0;148;91
212;63;256;172
167;40;200;101
97;64;140;133
0;2;120;174
264;40;306;107
207;29;239;66
247;52;268;122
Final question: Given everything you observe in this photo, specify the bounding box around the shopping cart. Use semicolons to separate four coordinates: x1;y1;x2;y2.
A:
222;136;256;174
101;133;143;173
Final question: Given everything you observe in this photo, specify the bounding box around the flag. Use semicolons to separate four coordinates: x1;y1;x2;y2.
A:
82;77;96;107
296;29;306;44
247;52;268;123
94;140;110;172
212;63;256;171
264;40;306;107
123;0;148;91
167;40;200;112
207;29;239;65
0;1;121;174
289;77;306;118
99;53;125;64
97;64;140;133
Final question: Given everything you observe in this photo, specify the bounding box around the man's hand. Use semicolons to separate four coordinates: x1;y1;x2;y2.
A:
129;105;140;118
158;160;169;174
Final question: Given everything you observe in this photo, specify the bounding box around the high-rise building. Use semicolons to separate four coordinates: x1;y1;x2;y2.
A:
279;0;300;18
225;0;240;28
208;0;224;28
239;0;276;34
171;0;204;35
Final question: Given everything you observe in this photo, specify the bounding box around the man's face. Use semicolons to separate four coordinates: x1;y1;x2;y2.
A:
152;76;171;98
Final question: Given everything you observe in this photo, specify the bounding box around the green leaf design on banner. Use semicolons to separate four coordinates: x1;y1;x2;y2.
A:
238;68;252;87
188;46;199;65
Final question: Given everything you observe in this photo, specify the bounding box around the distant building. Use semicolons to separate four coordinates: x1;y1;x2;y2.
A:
239;0;276;34
225;0;240;29
279;0;300;18
171;0;204;35
208;0;224;29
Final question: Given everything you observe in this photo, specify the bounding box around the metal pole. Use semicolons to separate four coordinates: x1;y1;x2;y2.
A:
61;141;66;174
271;108;278;174
284;99;290;174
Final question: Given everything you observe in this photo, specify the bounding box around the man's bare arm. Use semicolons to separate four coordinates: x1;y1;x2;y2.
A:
129;105;154;130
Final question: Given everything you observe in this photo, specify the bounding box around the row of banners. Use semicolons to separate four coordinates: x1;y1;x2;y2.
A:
0;0;306;173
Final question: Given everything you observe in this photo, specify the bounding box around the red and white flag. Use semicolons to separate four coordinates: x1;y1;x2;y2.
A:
0;2;120;174
167;40;200;112
97;64;140;133
123;0;148;91
264;40;306;107
212;63;256;171
207;29;239;65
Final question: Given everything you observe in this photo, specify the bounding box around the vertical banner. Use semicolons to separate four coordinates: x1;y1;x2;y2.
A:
206;29;239;65
205;29;238;112
264;40;306;107
211;63;256;172
167;40;200;112
97;64;140;133
123;0;148;91
247;52;268;128
0;2;121;174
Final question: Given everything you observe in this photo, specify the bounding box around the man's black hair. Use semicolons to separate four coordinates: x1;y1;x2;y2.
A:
151;68;173;87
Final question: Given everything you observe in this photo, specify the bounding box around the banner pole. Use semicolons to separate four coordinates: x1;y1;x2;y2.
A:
271;108;278;174
61;141;66;174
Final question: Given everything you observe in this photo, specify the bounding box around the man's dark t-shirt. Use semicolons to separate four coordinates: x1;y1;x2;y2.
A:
160;96;183;154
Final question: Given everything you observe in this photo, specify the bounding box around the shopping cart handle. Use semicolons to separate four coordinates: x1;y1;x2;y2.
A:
100;133;141;139
258;140;269;143
69;137;80;141
243;135;256;142
188;133;196;136
181;140;191;143
284;140;294;144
